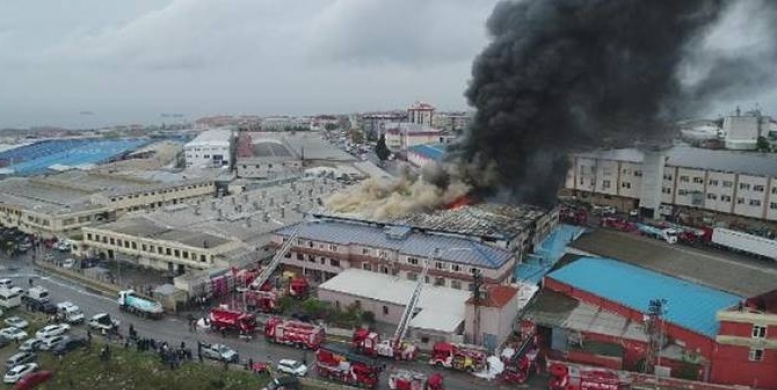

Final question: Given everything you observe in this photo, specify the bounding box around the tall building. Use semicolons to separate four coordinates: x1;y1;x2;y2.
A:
407;102;435;127
184;128;234;169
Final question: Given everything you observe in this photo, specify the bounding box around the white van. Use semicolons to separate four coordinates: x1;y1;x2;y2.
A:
0;288;22;309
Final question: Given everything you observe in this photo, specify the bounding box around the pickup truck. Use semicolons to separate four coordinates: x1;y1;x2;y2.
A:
87;313;120;332
200;343;239;363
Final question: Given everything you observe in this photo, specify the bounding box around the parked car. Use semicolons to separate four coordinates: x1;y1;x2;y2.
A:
38;336;65;351
0;279;13;289
28;300;58;315
276;359;308;377
51;336;87;356
4;317;28;330
200;343;239;363
18;339;42;353
0;328;28;341
0;335;10;349
8;287;24;296
5;352;36;371
62;259;75;269
35;324;70;340
88;313;120;332
13;370;53;390
262;376;300;390
3;363;38;384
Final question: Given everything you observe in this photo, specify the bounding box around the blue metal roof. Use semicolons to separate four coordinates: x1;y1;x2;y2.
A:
516;224;587;284
276;220;513;269
547;257;743;338
409;144;446;162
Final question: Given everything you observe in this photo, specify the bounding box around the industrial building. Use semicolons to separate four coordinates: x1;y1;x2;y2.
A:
0;138;151;176
0;170;216;238
82;176;349;273
361;112;406;140
407;101;436;127
520;256;777;388
383;123;454;153
184;128;234;169
235;132;357;179
563;145;777;224
407;144;446;168
274;203;557;285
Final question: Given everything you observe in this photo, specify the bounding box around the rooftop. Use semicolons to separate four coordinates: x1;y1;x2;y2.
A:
409;144;446;162
95;217;233;249
522;290;649;342
274;219;514;269
467;284;518;308
243;132;355;162
571;228;777;296
384;123;443;135
185;128;233;148
547;257;743;338
576;145;777;177
318;268;470;333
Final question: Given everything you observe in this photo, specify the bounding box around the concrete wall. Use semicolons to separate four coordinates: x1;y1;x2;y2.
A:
464;293;519;349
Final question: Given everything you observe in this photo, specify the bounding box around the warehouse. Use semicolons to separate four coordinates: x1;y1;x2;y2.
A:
317;268;473;350
184;128;234;169
528;256;777;387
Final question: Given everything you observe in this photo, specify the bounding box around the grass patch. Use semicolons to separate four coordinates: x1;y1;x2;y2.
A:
0;344;271;390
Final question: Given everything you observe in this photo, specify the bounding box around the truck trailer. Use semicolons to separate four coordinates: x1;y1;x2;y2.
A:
118;290;164;319
711;227;777;261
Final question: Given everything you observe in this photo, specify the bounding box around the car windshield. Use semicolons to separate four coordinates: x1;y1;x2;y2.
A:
216;345;232;354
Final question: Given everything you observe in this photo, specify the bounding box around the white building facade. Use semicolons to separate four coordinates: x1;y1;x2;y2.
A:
563;146;777;223
407;102;435;127
184;128;234;168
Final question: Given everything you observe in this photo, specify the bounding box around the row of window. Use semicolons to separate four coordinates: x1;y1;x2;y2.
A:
85;233;210;263
289;252;341;267
109;183;211;203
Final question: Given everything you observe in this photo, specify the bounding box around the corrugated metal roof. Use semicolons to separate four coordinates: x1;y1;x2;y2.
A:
576;145;777;177
276;220;514;268
409;144;446;162
318;268;469;333
547;257;743;338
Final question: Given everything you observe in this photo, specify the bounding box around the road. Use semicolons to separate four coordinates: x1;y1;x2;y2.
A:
0;253;540;390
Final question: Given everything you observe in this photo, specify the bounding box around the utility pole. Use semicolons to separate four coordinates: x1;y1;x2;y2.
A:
645;298;667;383
471;268;483;346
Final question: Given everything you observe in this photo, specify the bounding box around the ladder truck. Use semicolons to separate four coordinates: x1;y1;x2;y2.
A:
241;226;306;311
352;250;434;361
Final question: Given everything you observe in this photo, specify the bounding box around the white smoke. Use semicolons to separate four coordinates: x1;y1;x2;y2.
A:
325;162;470;220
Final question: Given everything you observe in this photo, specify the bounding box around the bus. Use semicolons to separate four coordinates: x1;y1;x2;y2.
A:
0;288;22;309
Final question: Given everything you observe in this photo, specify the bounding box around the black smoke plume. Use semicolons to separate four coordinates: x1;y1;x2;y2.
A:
444;0;777;208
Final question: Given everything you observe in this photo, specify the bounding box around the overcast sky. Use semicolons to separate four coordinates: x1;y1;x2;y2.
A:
0;0;501;129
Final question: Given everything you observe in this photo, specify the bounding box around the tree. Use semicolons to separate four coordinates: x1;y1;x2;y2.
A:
348;128;365;144
360;311;375;324
324;123;338;131
756;136;771;152
375;134;391;164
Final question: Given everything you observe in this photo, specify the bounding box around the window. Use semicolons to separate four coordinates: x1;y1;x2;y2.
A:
722;181;734;188
296;253;303;260
451;264;461;272
308;255;316;263
328;245;338;251
721;195;732;202
174;249;180;258
434;277;445;286
693;177;704;184
157;247;163;254
621;182;631;189
706;193;717;200
382;306;389;315
753;185;765;192
662;187;672;194
330;259;340;267
424;275;430;284
771;202;777;210
602;180;611;189
451;280;462;289
737;198;745;204
362;263;372;271
752;325;767;339
123;241;130;249
116;239;122;246
680;176;689;183
740;183;751;191
663;174;673;181
708;179;719;186
86;233;93;241
183;251;189;259
110;238;115;245
200;254;206;262
361;248;371;255
773;187;777;195
749;348;764;362
131;242;137;250
749;199;762;207
141;244;147;251
435;262;447;270
165;248;171;256
407;257;419;265
678;189;687;196
420;336;430;344
633;170;642;177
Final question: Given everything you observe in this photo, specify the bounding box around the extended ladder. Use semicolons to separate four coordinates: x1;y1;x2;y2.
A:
250;225;301;290
392;255;432;344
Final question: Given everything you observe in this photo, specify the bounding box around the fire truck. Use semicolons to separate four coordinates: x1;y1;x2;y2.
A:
208;306;257;334
548;362;630;390
428;342;487;372
238;227;309;313
499;325;541;385
388;369;444;390
315;342;384;389
264;317;325;350
352;249;441;361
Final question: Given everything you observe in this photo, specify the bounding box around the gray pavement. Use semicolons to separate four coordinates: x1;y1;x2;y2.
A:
1;252;539;390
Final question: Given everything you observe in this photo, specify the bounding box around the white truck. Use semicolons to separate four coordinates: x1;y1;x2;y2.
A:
711;228;777;261
23;286;50;303
88;313;120;333
56;301;85;324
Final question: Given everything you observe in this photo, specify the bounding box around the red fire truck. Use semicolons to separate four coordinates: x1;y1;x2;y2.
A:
316;343;384;389
388;369;444;390
428;342;487;372
245;290;282;314
351;328;418;361
208;306;257;334
264;317;325;350
499;326;541;384
548;362;630;390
